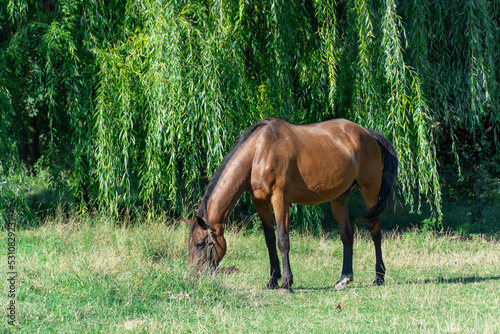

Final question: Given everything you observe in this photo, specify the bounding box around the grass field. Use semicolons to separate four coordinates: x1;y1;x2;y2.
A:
1;215;499;333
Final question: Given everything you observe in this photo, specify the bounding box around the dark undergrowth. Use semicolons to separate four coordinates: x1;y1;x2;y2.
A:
1;165;499;239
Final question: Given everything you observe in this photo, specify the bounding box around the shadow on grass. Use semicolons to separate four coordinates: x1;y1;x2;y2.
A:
292;275;500;292
404;276;500;285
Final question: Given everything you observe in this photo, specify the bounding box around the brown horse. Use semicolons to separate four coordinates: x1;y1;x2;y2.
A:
183;117;398;292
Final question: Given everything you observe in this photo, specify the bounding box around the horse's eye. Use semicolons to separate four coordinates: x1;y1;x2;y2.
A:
196;241;205;249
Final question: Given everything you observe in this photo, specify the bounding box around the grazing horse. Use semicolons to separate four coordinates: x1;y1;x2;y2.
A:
183;117;398;292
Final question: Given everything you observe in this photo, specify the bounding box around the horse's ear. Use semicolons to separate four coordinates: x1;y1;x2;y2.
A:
182;218;195;226
195;216;209;230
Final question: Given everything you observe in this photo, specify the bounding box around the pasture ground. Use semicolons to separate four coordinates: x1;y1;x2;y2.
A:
1;215;499;333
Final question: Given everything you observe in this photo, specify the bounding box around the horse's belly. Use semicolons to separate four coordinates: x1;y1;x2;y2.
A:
287;179;354;205
286;157;357;205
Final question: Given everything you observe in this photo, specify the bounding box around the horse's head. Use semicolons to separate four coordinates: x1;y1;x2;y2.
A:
183;216;226;272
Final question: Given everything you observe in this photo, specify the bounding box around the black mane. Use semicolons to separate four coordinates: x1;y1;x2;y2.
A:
196;118;276;222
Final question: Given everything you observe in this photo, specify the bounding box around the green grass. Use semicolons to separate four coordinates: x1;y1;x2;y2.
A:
1;215;500;333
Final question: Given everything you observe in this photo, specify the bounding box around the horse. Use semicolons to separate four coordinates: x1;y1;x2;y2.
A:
183;117;398;292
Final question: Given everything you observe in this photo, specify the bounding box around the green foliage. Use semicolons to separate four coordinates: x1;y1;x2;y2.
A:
1;0;499;228
0;167;35;226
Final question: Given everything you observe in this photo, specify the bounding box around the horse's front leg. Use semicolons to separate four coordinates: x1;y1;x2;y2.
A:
252;198;281;289
272;195;293;292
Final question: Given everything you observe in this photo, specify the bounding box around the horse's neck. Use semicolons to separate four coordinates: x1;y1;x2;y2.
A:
206;154;252;230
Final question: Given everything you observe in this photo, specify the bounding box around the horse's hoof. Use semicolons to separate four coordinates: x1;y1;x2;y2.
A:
279;278;293;292
334;274;353;290
277;287;293;294
266;283;279;290
373;277;385;286
266;277;279;290
334;281;349;290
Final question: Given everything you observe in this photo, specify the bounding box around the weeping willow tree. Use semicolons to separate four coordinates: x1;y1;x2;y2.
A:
1;0;499;226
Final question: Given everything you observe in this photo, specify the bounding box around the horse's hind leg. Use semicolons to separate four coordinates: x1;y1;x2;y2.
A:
252;198;281;289
331;187;354;290
369;217;385;285
358;183;386;286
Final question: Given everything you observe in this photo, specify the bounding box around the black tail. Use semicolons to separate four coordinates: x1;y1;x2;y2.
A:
364;129;398;223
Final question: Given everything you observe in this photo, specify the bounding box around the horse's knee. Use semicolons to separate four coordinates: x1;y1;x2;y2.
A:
264;229;276;245
278;240;289;253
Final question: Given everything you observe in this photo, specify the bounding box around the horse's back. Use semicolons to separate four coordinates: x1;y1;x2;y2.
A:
259;117;372;144
261;118;377;164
